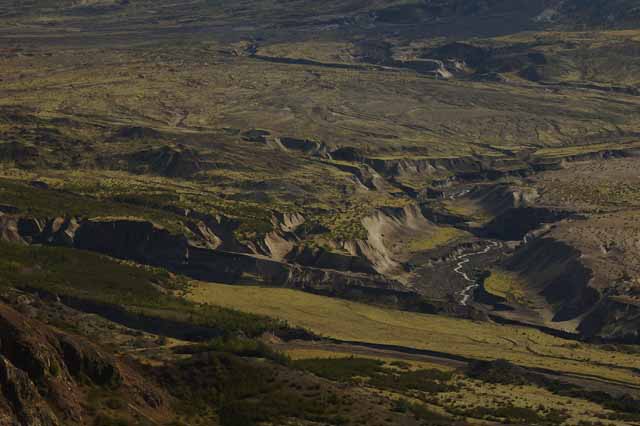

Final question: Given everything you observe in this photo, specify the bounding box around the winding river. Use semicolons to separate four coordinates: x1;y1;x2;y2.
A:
454;241;501;306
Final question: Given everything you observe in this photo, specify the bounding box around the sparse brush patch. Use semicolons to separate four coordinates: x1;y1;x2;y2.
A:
448;404;568;425
193;336;291;365
292;356;386;381
293;357;455;393
162;352;357;426
467;359;640;419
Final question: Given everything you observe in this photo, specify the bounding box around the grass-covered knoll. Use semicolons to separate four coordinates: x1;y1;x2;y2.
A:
187;281;640;387
0;240;287;338
407;227;469;252
484;269;528;305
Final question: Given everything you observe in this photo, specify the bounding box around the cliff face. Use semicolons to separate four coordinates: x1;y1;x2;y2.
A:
74;219;189;268
0;302;166;425
0;214;427;311
579;297;640;342
505;237;600;322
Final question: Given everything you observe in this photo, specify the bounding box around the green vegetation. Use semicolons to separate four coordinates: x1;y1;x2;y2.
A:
0;178;184;232
188;281;640;387
293;357;385;381
393;399;451;425
450;404;568;425
407;227;469;252
466;359;640;421
0;240;287;338
483;269;528;305
191;336;291;365
294;356;455;393
167;352;360;426
2;2;640;425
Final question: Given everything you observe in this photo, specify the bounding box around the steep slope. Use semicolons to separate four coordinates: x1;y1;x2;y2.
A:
0;302;168;425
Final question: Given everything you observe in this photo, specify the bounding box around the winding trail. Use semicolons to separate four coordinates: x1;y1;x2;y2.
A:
454;241;500;305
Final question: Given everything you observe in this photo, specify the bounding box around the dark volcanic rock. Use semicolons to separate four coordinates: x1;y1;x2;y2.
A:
0;356;60;426
0;301;166;424
0;141;39;167
331;146;365;162
286;245;376;274
57;334;122;388
0;216;24;244
113;126;163;140
578;297;640;343
280;137;331;159
242;129;271;143
74;219;189;267
425;42;490;67
132;145;202;177
505;238;600;322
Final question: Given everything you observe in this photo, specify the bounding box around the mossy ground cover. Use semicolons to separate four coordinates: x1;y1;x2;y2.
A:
483;269;528;305
0;178;185;232
186;281;640;387
407;227;469;252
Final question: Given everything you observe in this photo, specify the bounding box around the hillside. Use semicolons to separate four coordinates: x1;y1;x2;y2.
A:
1;0;640;425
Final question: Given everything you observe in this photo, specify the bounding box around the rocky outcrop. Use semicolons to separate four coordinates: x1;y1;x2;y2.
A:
74;219;189;267
0;301;157;425
0;214;425;310
272;212;306;233
0;141;40;167
355;204;436;279
112;125;163;140
331;162;384;190
578;296;640;343
484;207;573;241
504;238;599;322
264;231;297;261
0;301;167;425
285;245;376;274
102;145;203;178
17;217;45;243
0;215;24;244
185;211;247;253
0;303;84;423
467;184;539;215
0;206;425;313
330;147;365;163
279;137;331;159
0;356;60;426
57;334;122;387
